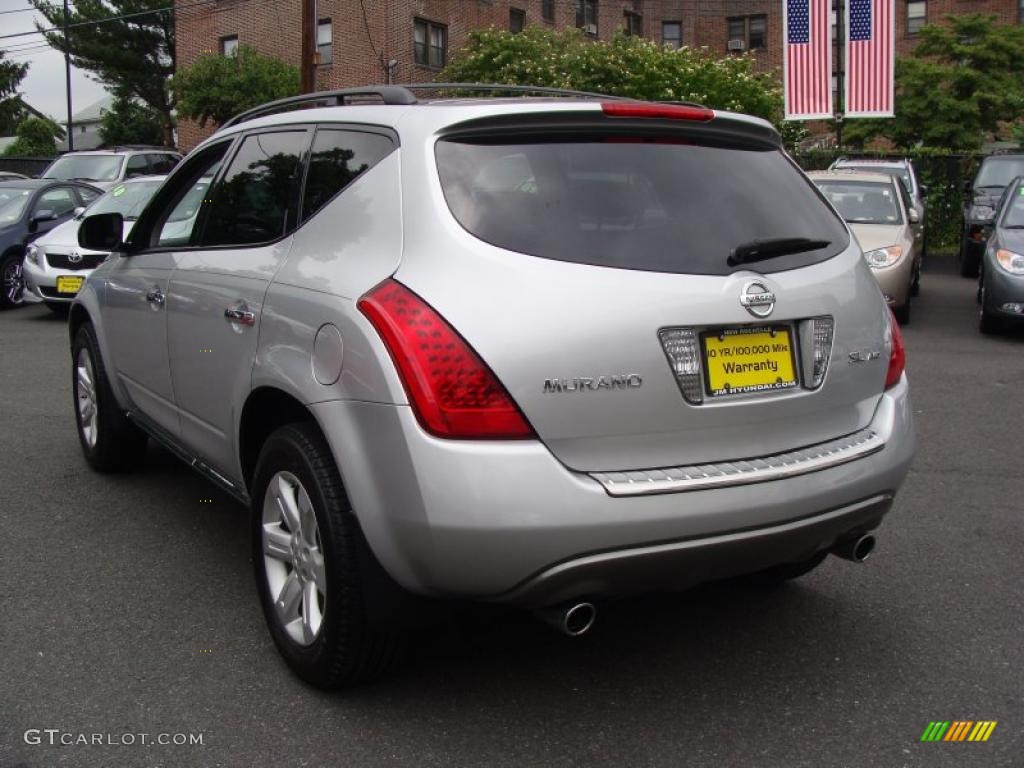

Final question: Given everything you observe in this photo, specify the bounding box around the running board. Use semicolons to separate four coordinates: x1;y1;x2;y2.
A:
126;411;251;506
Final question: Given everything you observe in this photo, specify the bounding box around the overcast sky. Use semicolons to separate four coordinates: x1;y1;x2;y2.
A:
0;0;110;124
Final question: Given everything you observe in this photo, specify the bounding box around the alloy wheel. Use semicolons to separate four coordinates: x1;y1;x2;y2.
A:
75;347;98;448
2;258;24;306
261;471;326;646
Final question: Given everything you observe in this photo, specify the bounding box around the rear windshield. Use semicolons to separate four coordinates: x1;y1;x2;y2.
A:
814;180;903;225
435;137;848;275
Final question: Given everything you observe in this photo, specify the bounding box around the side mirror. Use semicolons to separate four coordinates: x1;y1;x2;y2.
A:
908;209;920;224
73;206;86;217
79;212;125;252
29;209;56;232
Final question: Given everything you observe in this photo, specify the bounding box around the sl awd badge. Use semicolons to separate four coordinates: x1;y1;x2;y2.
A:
740;281;776;318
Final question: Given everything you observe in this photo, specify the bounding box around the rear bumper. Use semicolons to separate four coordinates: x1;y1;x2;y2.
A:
311;377;915;603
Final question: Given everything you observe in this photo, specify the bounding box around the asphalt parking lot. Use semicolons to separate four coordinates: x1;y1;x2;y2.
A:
1;254;1021;768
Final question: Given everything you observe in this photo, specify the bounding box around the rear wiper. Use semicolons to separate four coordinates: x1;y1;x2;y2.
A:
728;237;831;267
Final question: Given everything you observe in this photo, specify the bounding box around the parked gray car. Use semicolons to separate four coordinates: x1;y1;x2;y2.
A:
42;147;181;191
978;175;1024;333
69;86;915;687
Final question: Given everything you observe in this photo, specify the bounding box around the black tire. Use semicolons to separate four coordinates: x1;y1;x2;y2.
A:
893;297;911;325
735;551;829;588
978;274;1003;335
959;240;980;278
71;323;147;471
0;251;25;309
45;301;70;317
910;258;921;297
251;422;401;688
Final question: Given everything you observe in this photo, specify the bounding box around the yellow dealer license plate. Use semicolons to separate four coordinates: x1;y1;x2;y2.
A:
56;276;84;295
702;326;798;398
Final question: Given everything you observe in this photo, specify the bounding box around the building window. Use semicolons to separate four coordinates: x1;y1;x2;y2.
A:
510;8;526;33
414;19;446;68
662;20;682;48
576;0;598;34
219;35;238;56
317;19;332;65
541;0;554;22
624;11;642;36
907;1;926;35
727;16;766;51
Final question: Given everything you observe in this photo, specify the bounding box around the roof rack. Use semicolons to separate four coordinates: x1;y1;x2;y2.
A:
221;83;649;129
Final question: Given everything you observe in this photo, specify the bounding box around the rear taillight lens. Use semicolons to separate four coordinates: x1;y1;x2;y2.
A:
601;102;715;122
357;279;534;440
885;308;905;389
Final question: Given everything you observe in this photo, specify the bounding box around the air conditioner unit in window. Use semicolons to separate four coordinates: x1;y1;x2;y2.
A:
727;38;746;51
585;23;598;34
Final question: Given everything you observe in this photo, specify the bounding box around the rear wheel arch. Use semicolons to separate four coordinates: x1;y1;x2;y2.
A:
239;387;326;492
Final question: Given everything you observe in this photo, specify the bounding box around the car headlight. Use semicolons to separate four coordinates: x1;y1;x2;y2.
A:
996;249;1024;275
863;245;902;268
25;244;40;267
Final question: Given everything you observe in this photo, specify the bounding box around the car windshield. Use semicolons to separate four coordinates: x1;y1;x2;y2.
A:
0;186;33;224
87;179;163;219
841;166;913;198
814;180;903;225
975;158;1024;189
1002;187;1024;228
45;154;124;182
436;137;848;275
167;177;212;223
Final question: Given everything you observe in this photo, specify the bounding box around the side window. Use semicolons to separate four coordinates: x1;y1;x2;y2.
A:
301;129;394;223
36;187;77;218
148;154;178;174
76;186;102;206
200;130;309;247
125;155;149;178
142;141;231;249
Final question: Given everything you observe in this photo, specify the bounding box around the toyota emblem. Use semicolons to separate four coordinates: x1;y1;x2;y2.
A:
68;250;83;264
740;281;776;318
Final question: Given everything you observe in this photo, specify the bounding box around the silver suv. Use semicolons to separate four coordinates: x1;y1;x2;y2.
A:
70;86;915;687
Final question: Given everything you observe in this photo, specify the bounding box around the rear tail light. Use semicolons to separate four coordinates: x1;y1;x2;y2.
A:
808;315;834;390
659;328;703;404
601;102;715;122
885;308;906;389
357;279;535;439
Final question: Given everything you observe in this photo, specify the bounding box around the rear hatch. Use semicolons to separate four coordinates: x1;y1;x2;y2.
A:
395;106;891;472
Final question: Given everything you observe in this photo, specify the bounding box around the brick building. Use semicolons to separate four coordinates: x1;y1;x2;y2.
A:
174;0;1024;149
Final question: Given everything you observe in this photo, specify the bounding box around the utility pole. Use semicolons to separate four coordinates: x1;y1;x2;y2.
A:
63;0;73;152
300;0;316;94
834;0;844;150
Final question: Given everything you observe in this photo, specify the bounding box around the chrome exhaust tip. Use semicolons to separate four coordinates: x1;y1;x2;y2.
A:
832;533;876;563
536;601;597;637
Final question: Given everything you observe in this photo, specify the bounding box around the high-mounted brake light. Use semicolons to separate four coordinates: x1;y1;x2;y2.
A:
601;102;715;122
885;308;906;390
357;280;535;440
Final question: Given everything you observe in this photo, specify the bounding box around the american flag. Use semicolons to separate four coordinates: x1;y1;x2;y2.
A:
784;0;832;120
845;0;894;116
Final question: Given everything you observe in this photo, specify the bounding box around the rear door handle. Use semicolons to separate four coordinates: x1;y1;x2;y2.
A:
145;287;165;306
224;307;256;326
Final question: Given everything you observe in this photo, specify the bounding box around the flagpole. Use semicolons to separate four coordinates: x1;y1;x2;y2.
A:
835;0;844;149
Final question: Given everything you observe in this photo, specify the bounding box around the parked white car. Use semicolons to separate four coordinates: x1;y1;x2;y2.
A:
23;176;165;313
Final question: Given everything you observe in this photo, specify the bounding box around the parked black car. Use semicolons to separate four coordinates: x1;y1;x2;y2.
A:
961;153;1024;278
978;176;1024;334
0;179;101;309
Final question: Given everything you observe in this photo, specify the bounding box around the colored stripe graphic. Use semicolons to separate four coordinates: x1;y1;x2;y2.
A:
920;721;996;742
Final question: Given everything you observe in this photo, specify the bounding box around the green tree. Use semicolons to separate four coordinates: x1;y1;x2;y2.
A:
99;93;164;146
0;52;30;136
172;46;300;129
441;26;785;126
2;116;65;157
30;0;175;145
843;15;1024;150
